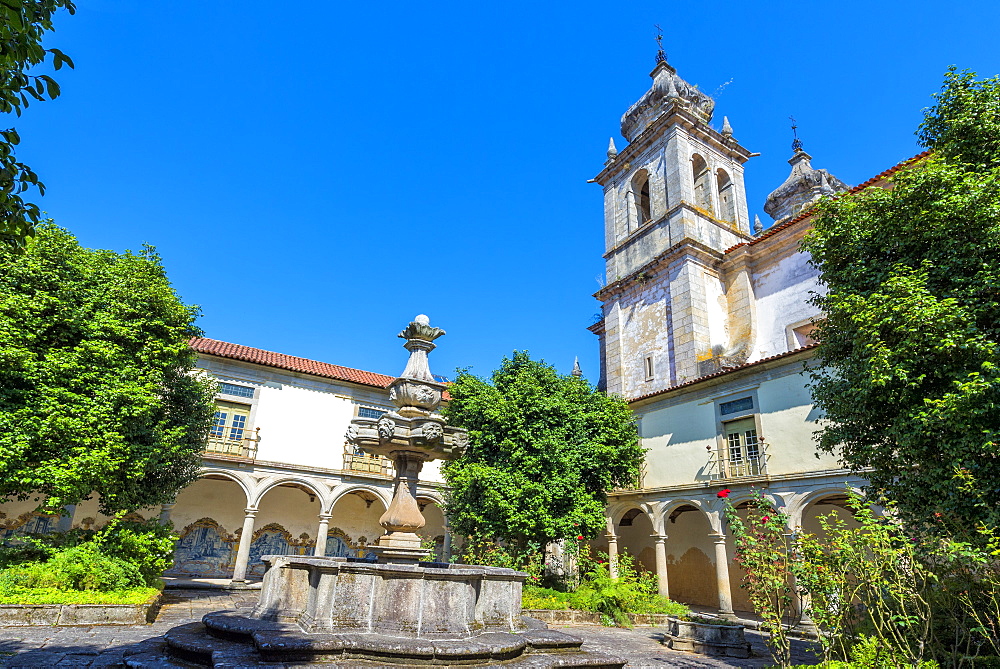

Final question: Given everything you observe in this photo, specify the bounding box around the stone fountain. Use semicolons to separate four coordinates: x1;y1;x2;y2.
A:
136;317;624;668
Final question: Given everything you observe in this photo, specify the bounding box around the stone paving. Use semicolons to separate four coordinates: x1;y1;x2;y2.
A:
0;589;819;668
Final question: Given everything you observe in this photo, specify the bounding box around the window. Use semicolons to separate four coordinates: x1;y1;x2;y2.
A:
720;396;753;416
717;168;735;223
723;417;763;477
218;382;255;398
692;154;714;214
206;401;253;456
791;323;817;348
643;355;654;381
358;406;387;420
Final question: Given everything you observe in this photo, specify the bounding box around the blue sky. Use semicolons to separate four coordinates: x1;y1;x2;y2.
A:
15;0;1000;383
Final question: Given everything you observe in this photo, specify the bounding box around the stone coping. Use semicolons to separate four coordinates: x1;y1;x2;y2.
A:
262;554;529;581
0;592;161;626
524;609;725;627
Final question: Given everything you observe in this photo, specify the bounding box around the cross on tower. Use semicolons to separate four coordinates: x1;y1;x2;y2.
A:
654;24;666;63
789;115;803;152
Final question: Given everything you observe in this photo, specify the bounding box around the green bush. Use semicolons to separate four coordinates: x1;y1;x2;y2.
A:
95;519;177;587
0;543;142;592
0;586;160;605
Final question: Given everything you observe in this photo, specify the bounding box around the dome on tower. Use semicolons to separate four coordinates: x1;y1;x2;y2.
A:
763;148;848;223
620;60;715;142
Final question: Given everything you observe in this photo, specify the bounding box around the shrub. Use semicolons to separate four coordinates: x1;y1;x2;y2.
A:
0;543;142;592
94;519;177;586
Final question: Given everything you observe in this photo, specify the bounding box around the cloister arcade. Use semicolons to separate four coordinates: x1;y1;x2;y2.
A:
598;483;863;616
159;467;448;581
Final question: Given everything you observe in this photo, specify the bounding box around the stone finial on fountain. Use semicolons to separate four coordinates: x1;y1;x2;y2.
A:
347;315;468;563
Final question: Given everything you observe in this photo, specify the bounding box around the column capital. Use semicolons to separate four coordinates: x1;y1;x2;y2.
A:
243;508;259;517
605;533;619;541
650;534;669;541
160;502;175;510
708;532;727;543
318;513;333;521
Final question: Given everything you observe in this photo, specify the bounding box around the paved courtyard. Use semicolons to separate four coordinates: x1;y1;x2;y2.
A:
0;589;818;667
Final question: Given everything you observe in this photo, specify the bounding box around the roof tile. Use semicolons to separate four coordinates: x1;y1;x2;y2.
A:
190;337;395;389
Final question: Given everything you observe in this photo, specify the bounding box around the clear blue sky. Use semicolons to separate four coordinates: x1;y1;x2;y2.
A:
15;0;1000;383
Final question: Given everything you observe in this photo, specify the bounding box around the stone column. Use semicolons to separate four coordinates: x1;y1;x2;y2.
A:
231;508;258;582
652;534;669;598
709;533;736;618
314;513;332;557
158;502;175;525
606;533;619;579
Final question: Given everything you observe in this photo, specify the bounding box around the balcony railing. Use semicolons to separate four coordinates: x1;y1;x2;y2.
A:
205;427;260;459
343;444;394;477
709;441;769;480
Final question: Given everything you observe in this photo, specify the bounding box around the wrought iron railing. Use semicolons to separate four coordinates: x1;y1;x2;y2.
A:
343;444;394;477
205;427;260;459
709;441;769;480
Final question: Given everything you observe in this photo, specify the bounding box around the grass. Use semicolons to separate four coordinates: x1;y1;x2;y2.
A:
0;586;160;605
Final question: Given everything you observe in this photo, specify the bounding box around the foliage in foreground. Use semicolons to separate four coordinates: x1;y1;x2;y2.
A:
0;224;217;515
724;489;1000;668
0;518;178;599
1;0;76;248
443;352;643;553
0;586;160;606
802;68;1000;537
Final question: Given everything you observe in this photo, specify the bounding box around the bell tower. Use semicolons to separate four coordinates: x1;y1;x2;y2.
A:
590;53;756;397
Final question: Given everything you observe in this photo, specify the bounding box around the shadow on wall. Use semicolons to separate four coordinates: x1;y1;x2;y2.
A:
668;547;715;607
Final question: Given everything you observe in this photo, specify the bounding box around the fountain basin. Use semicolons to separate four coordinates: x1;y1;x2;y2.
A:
251;555;527;639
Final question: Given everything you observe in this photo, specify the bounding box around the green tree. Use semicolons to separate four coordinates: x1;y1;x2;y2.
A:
442;352;644;552
802;68;1000;536
0;223;216;515
1;0;76;248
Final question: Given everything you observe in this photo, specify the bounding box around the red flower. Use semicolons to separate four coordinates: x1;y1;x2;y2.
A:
761;516;770;523
577;535;584;540
717;488;731;498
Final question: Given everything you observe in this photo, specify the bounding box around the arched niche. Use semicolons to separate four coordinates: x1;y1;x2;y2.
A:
692;154;714;214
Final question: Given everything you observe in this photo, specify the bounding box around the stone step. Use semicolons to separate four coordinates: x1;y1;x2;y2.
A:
165;622;248;665
123;651;204;669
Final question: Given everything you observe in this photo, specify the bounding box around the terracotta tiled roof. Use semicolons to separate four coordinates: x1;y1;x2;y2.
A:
629;343;820;404
724;151;932;254
190;337;395;389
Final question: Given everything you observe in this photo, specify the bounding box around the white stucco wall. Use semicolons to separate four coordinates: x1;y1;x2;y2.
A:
751;249;824;359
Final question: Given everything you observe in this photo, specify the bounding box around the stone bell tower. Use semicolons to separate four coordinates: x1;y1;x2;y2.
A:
590;50;756;397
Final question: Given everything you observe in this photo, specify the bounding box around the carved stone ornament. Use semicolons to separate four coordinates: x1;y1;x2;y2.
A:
452;431;469;449
376;416;396;442
764;150;849;223
621;60;715;142
345;424;358;443
421;422;443;442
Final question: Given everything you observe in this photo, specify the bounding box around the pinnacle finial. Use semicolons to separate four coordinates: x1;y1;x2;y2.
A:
654;24;666;63
789;115;803;152
607;137;618;160
721;116;733;138
754;214;763;235
571;357;583;377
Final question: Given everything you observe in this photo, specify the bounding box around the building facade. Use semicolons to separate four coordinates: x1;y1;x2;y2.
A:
585;53;917;614
0;338;450;581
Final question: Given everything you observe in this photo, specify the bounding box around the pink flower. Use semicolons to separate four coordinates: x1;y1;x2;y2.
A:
717;488;731;499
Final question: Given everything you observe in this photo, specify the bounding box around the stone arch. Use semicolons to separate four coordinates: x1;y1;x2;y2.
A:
328;484;391;514
631;168;652;230
197;469;254;508
785;486;864;525
253;476;329;511
660;498;717;608
691;154;714;213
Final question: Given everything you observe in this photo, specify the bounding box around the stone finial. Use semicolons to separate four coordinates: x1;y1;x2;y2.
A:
721;116;733;138
620;59;715;141
398;315;445;383
753;214;763;235
607;137;618;160
571;357;583;377
763;149;849;223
